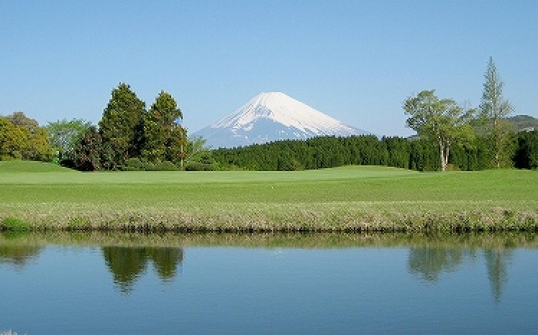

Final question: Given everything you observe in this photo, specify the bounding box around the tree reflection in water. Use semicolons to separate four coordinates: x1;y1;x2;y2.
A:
484;249;512;303
408;246;512;302
0;245;43;267
408;248;471;282
102;247;184;294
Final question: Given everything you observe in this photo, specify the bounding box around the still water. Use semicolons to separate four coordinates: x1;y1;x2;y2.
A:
1;233;537;334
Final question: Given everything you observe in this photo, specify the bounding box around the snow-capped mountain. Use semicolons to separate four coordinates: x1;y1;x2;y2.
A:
194;92;369;148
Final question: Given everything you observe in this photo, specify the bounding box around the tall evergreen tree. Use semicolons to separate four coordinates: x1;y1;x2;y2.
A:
142;91;183;163
98;83;146;169
479;57;514;168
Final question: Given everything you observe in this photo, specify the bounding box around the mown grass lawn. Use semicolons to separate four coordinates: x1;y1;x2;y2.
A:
0;161;537;232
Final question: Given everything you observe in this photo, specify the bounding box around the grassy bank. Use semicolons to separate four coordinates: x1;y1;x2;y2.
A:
1;161;537;232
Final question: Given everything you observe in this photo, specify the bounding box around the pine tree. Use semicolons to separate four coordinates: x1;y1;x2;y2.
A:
142;91;183;163
98;83;146;169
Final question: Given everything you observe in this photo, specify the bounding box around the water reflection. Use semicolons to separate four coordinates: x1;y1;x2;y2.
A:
408;247;472;282
102;246;184;294
484;249;513;303
406;246;514;302
0;232;534;302
0;245;42;267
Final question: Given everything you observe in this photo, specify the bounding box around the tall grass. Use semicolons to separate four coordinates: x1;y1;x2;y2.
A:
0;162;537;232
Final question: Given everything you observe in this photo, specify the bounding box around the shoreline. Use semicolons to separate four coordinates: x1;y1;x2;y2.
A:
2;229;538;250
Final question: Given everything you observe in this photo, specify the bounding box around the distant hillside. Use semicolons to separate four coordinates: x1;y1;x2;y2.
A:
0;160;76;173
507;115;538;132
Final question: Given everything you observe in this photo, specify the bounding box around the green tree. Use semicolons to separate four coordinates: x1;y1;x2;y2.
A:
479;57;514;168
72;126;102;171
98;83;146;169
514;130;538;169
0;113;53;161
5;111;39;130
0;118;28;160
403;90;475;171
142;91;183;163
45;119;92;159
27;127;54;161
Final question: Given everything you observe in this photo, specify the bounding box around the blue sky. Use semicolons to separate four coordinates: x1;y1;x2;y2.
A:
1;1;537;137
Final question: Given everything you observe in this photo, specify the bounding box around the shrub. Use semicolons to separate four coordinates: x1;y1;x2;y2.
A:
1;217;30;231
154;161;178;171
185;162;217;171
124;158;146;171
123;158;156;171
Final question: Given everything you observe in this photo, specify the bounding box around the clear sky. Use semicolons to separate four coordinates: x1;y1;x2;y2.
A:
1;1;537;137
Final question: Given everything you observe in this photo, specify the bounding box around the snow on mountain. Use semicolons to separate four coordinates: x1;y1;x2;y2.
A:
194;92;370;148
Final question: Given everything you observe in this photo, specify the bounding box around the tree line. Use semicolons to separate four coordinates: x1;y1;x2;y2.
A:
210;131;538;171
211;57;538;172
1;58;537;171
1;83;195;171
208;58;533;172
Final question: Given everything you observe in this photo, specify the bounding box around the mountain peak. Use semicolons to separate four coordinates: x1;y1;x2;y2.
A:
194;92;369;148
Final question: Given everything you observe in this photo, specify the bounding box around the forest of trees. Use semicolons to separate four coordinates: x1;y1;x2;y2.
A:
210;131;538;171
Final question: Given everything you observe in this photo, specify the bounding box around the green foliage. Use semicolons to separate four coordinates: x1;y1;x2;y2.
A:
45;118;92;159
124;158;154;171
479;57;514;168
153;161;178;171
185;162;218;171
185;135;210;162
78;84;187;171
0;118;27;160
212;135;396;171
72;126;102;171
142;91;183;163
514;130;538;169
403;90;475;171
98;83;146;168
1;217;30;231
0;113;54;162
210;130;536;173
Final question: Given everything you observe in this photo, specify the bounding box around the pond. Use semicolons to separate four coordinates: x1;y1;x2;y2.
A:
1;232;537;334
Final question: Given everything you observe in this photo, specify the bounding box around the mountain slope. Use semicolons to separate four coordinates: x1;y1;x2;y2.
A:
194;92;369;148
507;115;538;132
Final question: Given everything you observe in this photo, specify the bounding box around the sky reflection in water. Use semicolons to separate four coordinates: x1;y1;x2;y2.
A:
0;233;537;334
